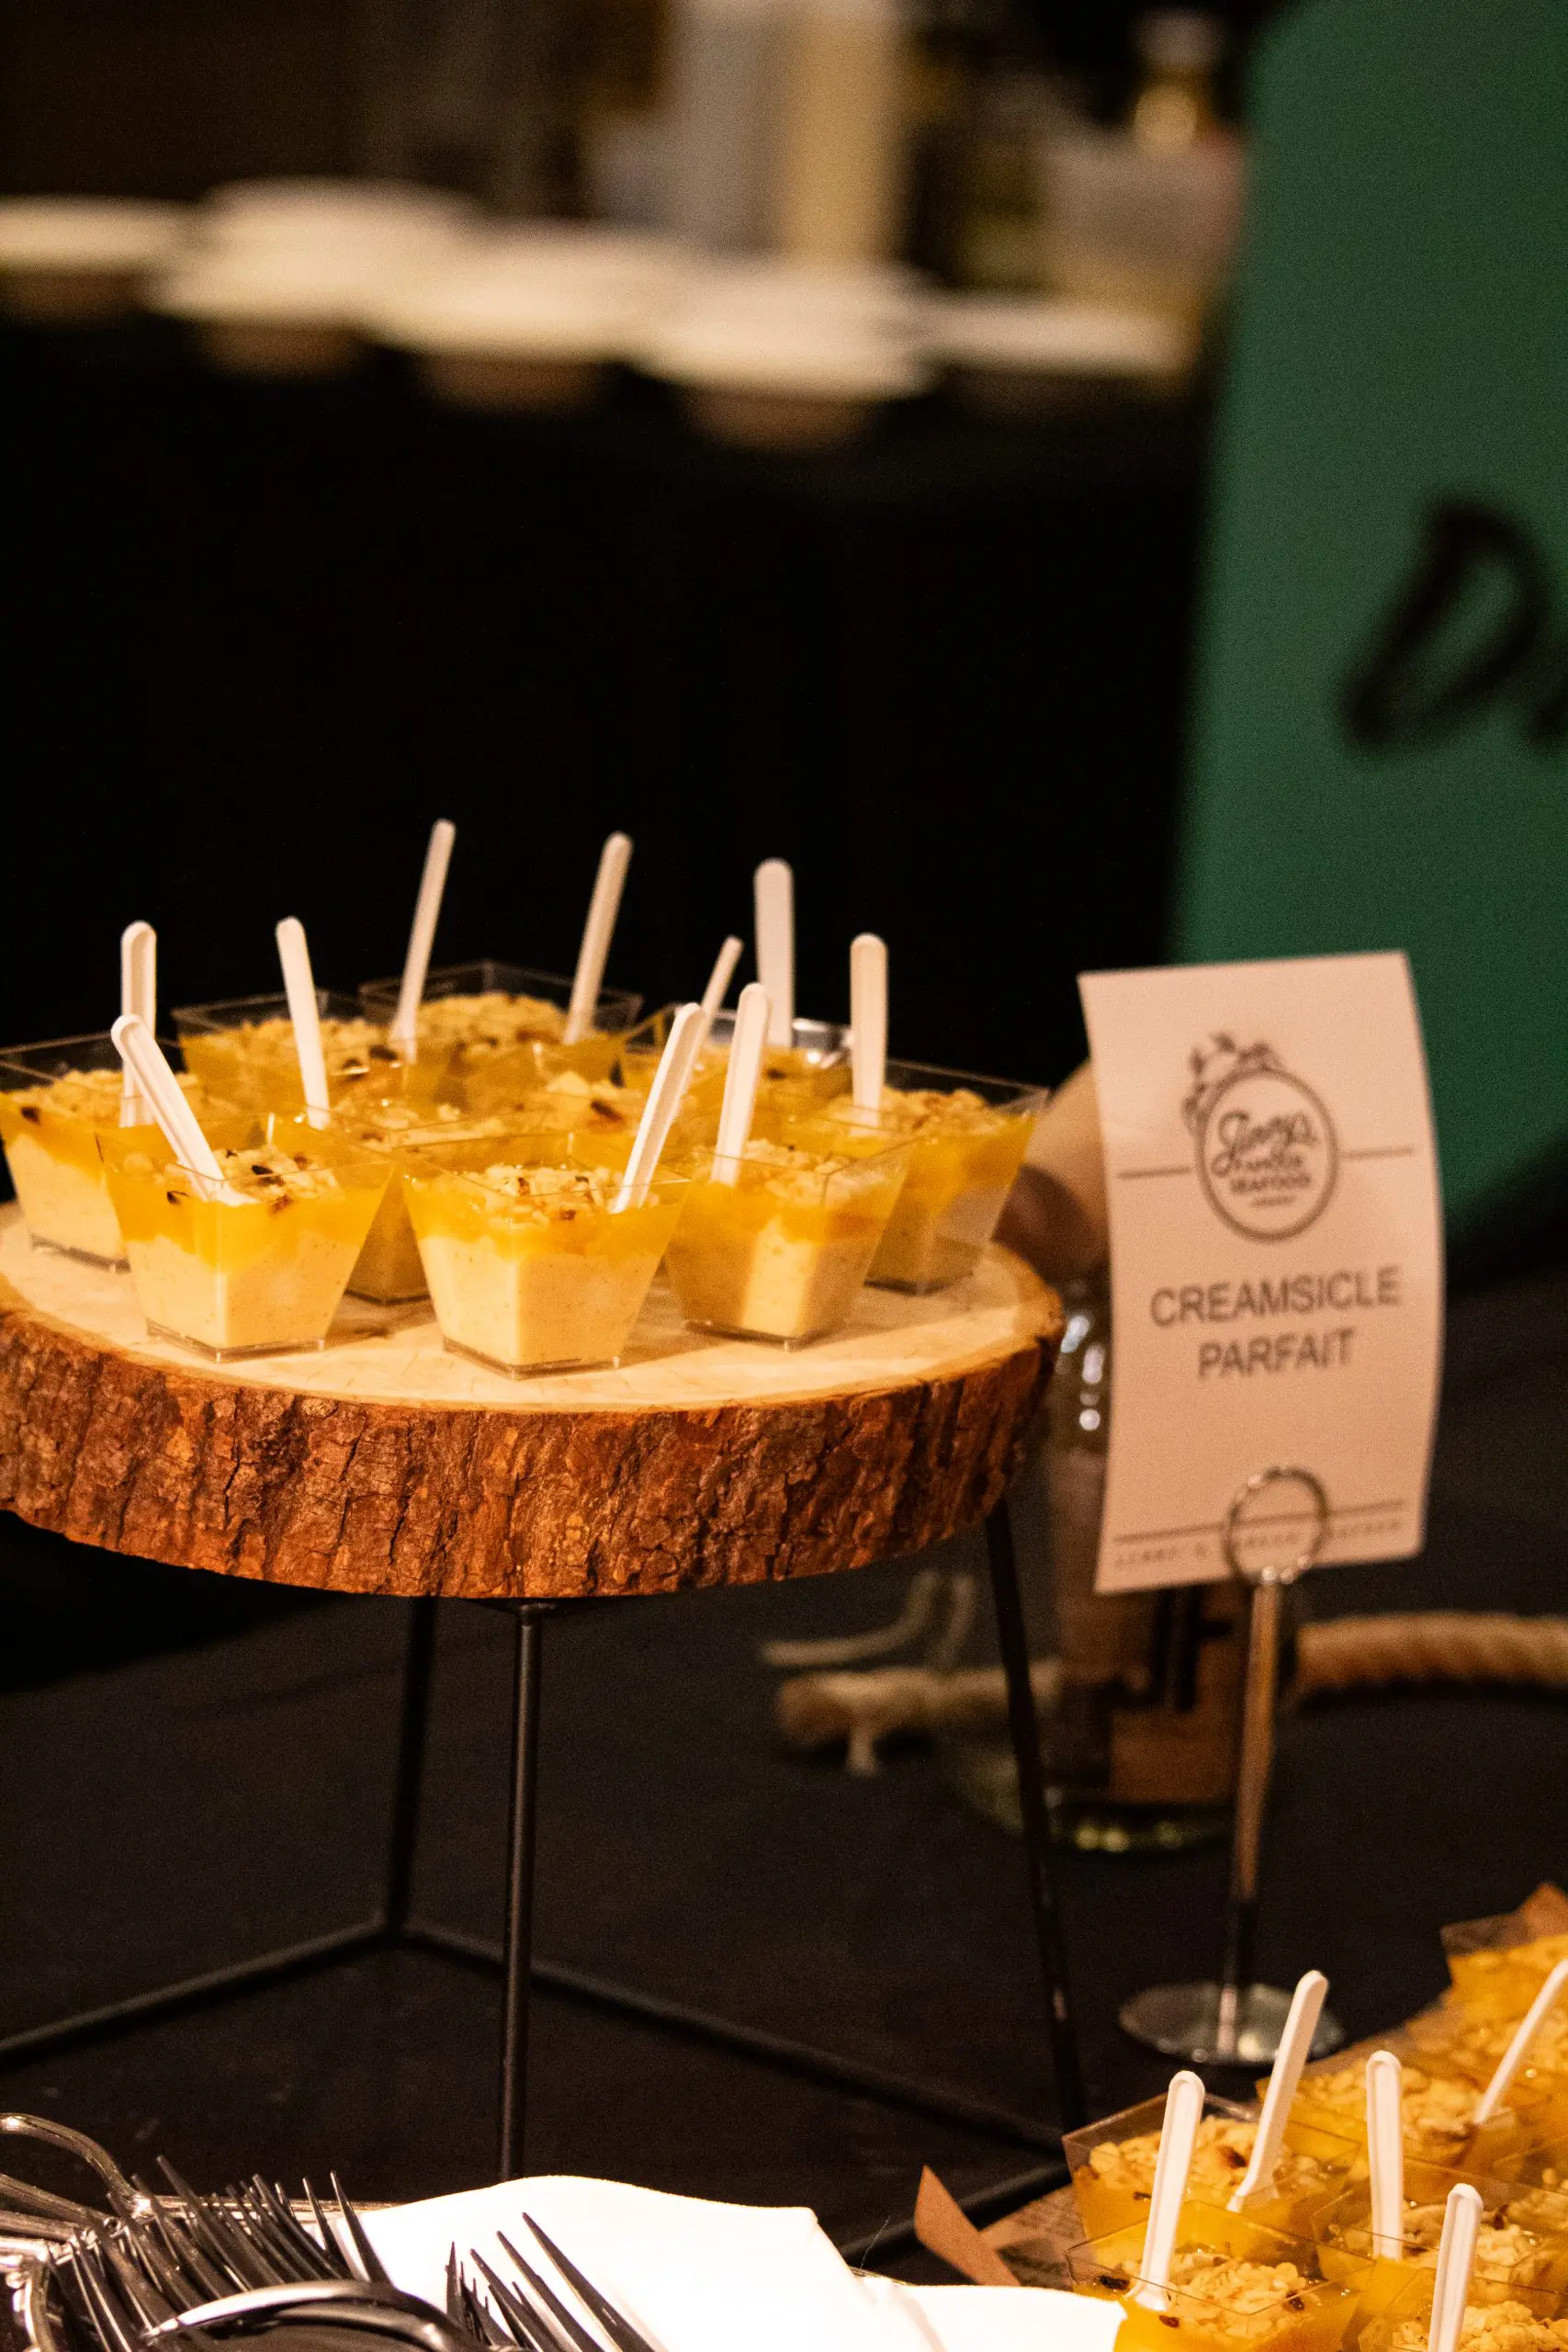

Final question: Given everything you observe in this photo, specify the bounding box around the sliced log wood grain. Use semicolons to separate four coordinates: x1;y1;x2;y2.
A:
0;1210;1061;1599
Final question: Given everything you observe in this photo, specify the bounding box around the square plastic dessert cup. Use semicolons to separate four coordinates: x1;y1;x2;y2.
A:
329;1102;567;1305
1359;2268;1568;2352
1442;1923;1568;2026
615;1005;729;1120
846;1057;1045;1293
400;1143;686;1376
0;1032;251;1268
1067;2216;1364;2352
1286;2064;1529;2177
1313;2162;1568;2334
1404;2009;1568;2148
174;989;446;1114
101;1114;390;1362
662;1115;912;1348
1066;2093;1360;2244
357;960;643;1110
705;1008;853;1108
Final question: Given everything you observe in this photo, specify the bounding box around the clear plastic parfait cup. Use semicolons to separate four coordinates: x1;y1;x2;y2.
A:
1358;2265;1568;2352
1067;2216;1365;2352
331;1100;570;1305
174;989;446;1114
1313;2163;1568;2335
1442;1925;1568;2027
1287;2062;1531;2178
817;1057;1045;1293
661;1111;912;1347
100;1114;390;1361
705;1008;852;1106
615;1004;729;1120
1066;2093;1360;2244
0;1032;250;1268
356;959;643;1112
1404;2008;1568;2151
400;1140;686;1376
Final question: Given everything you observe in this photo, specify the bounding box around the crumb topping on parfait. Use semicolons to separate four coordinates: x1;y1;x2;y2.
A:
124;1144;346;1210
1092;2248;1321;2338
829;1085;1017;1137
415;992;568;1052
468;1163;619;1222
1382;2305;1568;2352
1088;2119;1337;2206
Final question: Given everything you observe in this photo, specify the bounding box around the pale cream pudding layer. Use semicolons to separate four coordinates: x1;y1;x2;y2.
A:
0;1204;1054;1408
5;1131;124;1261
419;1233;662;1370
673;1226;872;1342
130;1225;356;1353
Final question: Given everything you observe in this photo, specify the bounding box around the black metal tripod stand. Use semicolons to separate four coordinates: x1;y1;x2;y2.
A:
2;1498;1086;2178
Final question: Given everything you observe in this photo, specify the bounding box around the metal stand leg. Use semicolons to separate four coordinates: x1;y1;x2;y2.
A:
984;1498;1087;2132
498;1604;547;2179
1119;1466;1345;2065
383;1597;438;1937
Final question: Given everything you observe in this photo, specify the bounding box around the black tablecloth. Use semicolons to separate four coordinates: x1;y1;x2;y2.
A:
1;319;1201;1084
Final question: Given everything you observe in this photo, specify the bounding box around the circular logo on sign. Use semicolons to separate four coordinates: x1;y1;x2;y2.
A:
1196;1064;1338;1242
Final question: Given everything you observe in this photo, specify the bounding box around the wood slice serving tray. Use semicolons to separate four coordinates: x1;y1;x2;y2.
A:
0;1207;1062;1602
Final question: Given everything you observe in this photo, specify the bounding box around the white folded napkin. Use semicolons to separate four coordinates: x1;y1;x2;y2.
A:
867;2278;1126;2352
364;2175;928;2352
365;2176;1125;2352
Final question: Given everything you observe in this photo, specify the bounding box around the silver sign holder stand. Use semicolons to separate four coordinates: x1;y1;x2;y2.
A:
1119;1465;1346;2066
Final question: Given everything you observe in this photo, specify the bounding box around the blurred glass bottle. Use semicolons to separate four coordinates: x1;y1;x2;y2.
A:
1041;1270;1242;1851
952;1063;1244;1851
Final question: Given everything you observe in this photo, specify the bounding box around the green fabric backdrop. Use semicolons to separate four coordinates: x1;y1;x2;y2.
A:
1176;0;1568;1231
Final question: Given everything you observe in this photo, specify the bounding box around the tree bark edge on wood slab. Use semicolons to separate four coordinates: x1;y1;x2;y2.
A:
0;1283;1060;1599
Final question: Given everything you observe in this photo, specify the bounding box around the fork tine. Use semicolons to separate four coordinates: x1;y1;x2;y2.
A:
491;2236;601;2352
467;2250;568;2352
303;2179;355;2279
515;2217;658;2352
327;2176;390;2285
154;2162;267;2289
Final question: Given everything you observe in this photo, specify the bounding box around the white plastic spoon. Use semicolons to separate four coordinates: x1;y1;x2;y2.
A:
1474;1956;1568;2125
119;922;156;1125
1133;2070;1205;2312
276;918;331;1128
1427;2184;1483;2352
110;1015;242;1204
754;860;795;1049
713;982;770;1184
615;1002;706;1213
699;935;744;1034
851;933;887;1117
390;819;456;1057
1230;1970;1329;2210
564;831;633;1045
1368;2050;1405;2259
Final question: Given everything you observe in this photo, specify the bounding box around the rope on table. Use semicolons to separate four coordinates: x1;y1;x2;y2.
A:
774;1614;1568;1772
1294;1611;1568;1693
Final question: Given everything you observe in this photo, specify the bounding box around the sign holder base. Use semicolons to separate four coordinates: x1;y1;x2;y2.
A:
1120;1466;1346;2066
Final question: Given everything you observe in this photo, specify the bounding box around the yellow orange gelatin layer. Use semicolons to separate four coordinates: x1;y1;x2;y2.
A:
0;1068;249;1264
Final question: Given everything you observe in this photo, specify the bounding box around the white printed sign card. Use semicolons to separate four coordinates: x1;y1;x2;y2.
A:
1079;951;1443;1595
